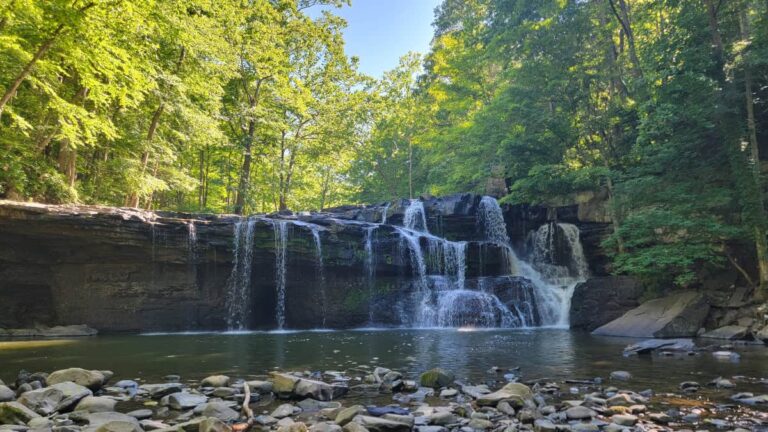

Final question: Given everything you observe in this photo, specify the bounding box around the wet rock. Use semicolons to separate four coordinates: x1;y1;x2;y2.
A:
622;338;695;355
277;422;308;432
565;406;596;420
255;415;278;426
124;410;152;420
353;416;410;432
335;406;366;426
200;376;230;388
611;414;637;426
459;385;490;399
678;382;700;393
532;419;556;432
309;422;343;432
0;387;15;403
701;325;749;340
270;373;347;402
712;351;740;360
211;388;236;399
138;383;182;399
476;383;533;407
648;413;672;424
709;377;735;389
609;371;631;381
0;402;41;425
166;392;207;410
201;402;239;422
74;397;116;414
18;382;92;415
245;381;273;394
419;369;454;389
199;418;231;432
47;369;104;391
569;276;644;331
427;412;456;427
272;404;300;419
342;423;369;432
736;394;768;405
438;389;457;398
496;401;515;416
592;291;709;338
467;418;493;430
84;412;141;432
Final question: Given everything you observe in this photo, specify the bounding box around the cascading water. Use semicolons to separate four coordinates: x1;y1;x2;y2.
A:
477;196;517;274
403;199;429;233
364;226;376;323
298;222;327;328
274;220;288;329
187;221;197;260
225;218;257;330
520;222;589;326
381;203;390;224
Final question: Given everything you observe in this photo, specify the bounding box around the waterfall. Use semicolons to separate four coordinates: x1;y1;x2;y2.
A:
301;223;327;328
364;226;376;323
187;221;197;260
274;220;289;329
226;218;257;330
403;199;429;233
381;203;390;224
477;196;518;274
521;222;589;326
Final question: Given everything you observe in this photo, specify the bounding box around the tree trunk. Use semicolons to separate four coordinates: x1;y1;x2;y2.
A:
739;6;768;292
0;24;65;118
198;149;205;208
233;120;255;214
57;140;77;189
408;137;413;199
127;102;164;207
607;0;643;79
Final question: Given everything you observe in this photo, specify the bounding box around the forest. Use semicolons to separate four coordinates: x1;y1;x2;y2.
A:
1;0;767;290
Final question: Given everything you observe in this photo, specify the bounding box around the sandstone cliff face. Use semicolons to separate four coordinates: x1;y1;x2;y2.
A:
0;194;611;332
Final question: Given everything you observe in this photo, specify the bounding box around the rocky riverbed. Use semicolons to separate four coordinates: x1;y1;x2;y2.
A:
1;351;767;432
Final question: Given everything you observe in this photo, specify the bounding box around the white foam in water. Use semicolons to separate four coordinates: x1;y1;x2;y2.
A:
403;199;429;233
292;221;328;327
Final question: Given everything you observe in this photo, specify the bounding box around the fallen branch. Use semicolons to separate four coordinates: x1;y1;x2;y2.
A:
233;382;255;432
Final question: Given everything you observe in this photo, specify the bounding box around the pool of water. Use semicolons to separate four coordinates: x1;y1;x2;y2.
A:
1;329;766;397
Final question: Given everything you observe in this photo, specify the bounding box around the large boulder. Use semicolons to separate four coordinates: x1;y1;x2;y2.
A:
47;368;105;390
569;277;644;331
592;291;709;338
700;325;749;340
17;382;92;415
0;402;40;425
419;369;454;389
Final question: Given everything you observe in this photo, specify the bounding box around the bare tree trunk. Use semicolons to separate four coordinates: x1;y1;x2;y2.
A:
607;0;643;79
234;120;255;214
127;102;164;207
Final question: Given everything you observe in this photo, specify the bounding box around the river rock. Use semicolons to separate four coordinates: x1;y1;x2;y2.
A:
245;381;273;394
84;412;141;432
139;384;182;399
609;371;631;381
201;403;239;422
0;402;40;425
201;376;230;388
47;369;104;391
18;382;92;415
75;397;116;413
0;387;14;403
622;338;695;355
199;418;231;432
166;392;207;410
476;383;533;407
592;291;709;338
756;325;768;342
418;369;454;389
533;419;557;432
335;406;366;426
565;406;596;420
294;379;348;402
125;409;153;420
310;422;343;432
272;404;300;419
611;414;637;426
353;416;410;432
701;325;749;340
342;422;369;432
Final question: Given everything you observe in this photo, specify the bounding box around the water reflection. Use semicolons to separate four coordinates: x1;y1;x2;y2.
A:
0;330;766;395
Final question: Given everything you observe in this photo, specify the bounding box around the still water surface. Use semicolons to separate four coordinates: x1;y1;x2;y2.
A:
1;329;766;395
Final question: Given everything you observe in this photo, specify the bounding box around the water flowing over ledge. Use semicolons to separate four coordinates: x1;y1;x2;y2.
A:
0;194;610;333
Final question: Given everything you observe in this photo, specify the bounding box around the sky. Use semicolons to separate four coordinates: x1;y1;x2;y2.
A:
308;0;441;78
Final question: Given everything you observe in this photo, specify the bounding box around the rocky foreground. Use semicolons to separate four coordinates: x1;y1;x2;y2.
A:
1;358;767;432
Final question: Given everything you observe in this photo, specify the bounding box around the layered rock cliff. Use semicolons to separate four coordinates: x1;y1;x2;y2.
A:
0;194;612;332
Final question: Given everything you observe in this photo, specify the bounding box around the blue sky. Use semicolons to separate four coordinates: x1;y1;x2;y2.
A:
308;0;441;78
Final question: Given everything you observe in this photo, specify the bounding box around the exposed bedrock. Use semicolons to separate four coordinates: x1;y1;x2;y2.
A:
0;193;610;332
